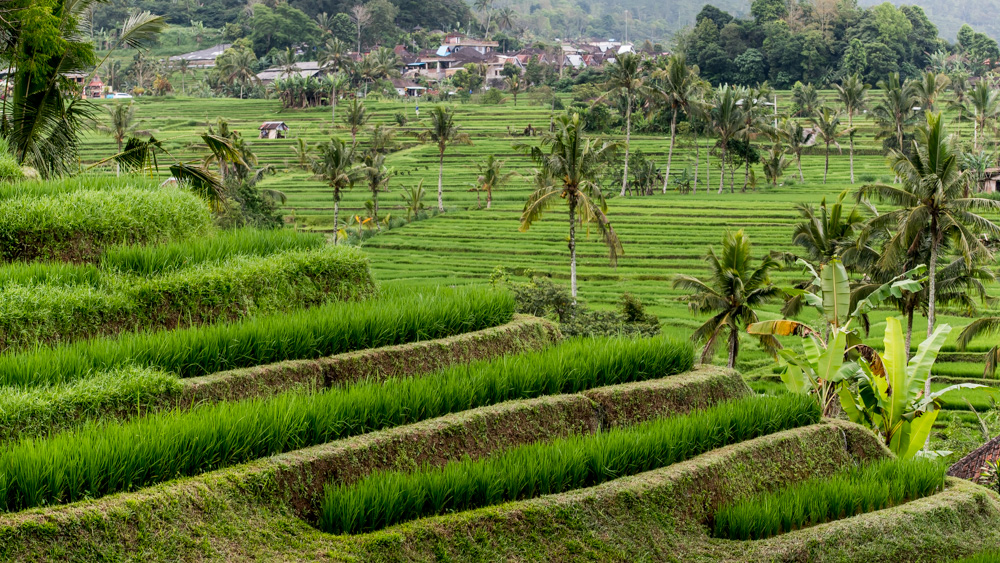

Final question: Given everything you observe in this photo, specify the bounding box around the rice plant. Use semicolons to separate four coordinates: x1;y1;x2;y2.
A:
101;228;326;276
712;457;947;540
0;285;515;386
318;393;820;535
0;335;693;512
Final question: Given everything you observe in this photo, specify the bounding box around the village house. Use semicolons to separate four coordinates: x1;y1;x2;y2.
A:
259;121;289;139
168;44;231;68
255;61;323;84
64;73;105;98
391;78;426;97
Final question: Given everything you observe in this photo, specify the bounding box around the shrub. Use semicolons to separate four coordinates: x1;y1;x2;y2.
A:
0;285;515;386
0;137;24;183
319;393;820;534
712;457;946;540
0;188;213;262
0;335;692;512
481;89;504;105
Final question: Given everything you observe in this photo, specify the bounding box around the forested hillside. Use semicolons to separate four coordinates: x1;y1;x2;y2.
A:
861;0;1000;40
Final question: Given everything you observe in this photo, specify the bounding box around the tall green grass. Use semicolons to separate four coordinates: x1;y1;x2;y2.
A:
0;175;162;200
0;261;102;287
101;228;327;275
950;550;1000;563
0;285;514;386
0;335;692;512
318;393;820;534
0;187;212;261
712;457;946;540
0;246;375;352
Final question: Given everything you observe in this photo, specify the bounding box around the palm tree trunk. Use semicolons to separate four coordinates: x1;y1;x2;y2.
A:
620;99;631;197
693;132;699;194
797;153;803;182
664;109;676;194
727;326;739;369
486;188;492;209
729;160;735;193
569;198;577;299
333;194;340;245
824;143;830;184
742;159;749;192
373;190;381;231
848;114;855;184
437;151;445;212
331;87;337;124
718;144;725;194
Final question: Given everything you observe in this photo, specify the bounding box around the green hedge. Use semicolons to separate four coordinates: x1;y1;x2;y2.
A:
0;188;212;262
319;394;820;534
0;285;515;386
0;246;375;351
0;335;690;512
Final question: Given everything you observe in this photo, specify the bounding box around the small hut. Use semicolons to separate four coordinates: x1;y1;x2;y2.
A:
259;121;289;139
981;168;1000;193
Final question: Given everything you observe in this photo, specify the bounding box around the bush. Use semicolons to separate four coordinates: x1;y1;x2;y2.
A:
713;457;946;540
480;89;504;105
0;285;515;386
0;335;692;512
319;393;820;534
0;187;213;262
0;137;24;183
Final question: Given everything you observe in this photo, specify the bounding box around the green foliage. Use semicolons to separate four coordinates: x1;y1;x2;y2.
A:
0;335;692;512
320;393;819;534
713;457;946;540
0;188;213;262
0;285;514;386
247;4;322;57
480;88;504;105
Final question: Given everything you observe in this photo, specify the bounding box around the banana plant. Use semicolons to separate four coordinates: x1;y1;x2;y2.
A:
838;317;984;458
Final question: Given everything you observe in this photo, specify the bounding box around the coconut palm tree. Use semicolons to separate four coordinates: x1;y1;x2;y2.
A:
912;71;950;112
709;84;745;194
362;151;391;229
833;73;870;183
276;47;299;78
649;53;697;193
219;47;259;99
516;113;622;298
602;52;644;196
791;81;820;117
96;101;149;176
311;137;363;244
342;98;370;143
948;70;971;139
810;107;851;184
672;229;781;368
475;155;514;209
968;80;1000;151
322;73;349;125
175;58;192;96
872;72;917;154
421;106;471;212
505;73;521;106
778;117;806;182
857;111;1000;347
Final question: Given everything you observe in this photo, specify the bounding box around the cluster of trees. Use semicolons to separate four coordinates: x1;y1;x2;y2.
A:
676;0;999;88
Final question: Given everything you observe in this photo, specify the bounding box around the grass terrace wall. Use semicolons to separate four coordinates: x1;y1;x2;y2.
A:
0;187;212;262
0;246;375;351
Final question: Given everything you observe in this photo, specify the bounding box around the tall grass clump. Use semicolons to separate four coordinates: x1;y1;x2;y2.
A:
0;174;161;200
101;228;327;276
318;394;820;534
0;286;514;386
0;188;212;262
712;457;946;540
0;335;692;511
0;261;102;287
0;246;375;352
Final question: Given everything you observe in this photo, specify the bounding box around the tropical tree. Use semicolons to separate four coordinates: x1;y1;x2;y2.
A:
96;101;148;176
322;72;350;125
505;74;522;106
421;106;471;212
968;80;1000;151
349;4;372;53
810;107;851;184
791;81;820;117
342;98;370;143
291;138;311;169
175;58;192;96
761;145;790;186
912;71;950;112
602;52;644;196
218;47;259;98
516;113;622;298
474;155;514;209
311;137;363;244
362;151;391;228
778;117;806;182
401;180;427;220
672;229;781;368
872;73;917;154
474;0;496;39
649;53;697;193
709;84;746;193
857;111;1000;407
833;73;870;183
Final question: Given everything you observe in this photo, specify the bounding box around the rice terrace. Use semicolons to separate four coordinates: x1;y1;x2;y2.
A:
10;0;1000;560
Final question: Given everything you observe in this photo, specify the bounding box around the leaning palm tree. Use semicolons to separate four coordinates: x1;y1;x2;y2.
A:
515;113;622;298
857;111;1000;358
474;155;515;209
810;107;851;184
833;73;870;183
342;98;369;144
602;52;644;196
672;229;781;368
778;117;806;182
649;53;697;193
421;106;471;212
96;101;148;176
311;137;364;244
